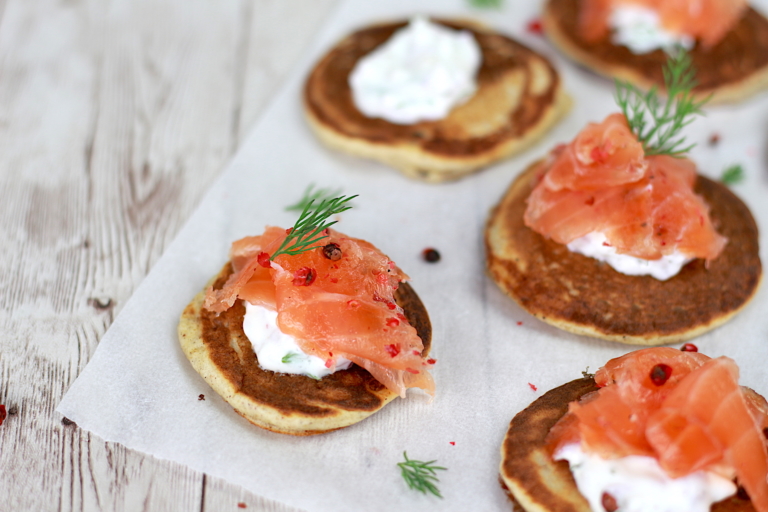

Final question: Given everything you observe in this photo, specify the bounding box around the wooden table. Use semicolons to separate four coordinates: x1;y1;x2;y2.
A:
0;1;338;509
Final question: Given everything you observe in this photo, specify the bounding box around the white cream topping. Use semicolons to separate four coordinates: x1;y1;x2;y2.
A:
609;6;694;54
556;443;737;512
348;16;481;124
567;232;692;281
242;301;352;379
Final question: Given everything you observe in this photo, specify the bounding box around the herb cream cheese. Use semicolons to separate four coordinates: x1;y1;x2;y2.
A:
609;5;694;54
556;443;736;512
242;301;352;379
349;16;481;124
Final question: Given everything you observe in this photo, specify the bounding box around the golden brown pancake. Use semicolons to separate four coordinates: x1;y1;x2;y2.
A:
485;160;762;345
178;263;432;436
542;0;768;104
303;19;571;182
499;377;757;512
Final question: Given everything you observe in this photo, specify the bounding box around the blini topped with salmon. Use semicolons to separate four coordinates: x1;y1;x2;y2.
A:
542;0;768;103
485;54;761;344
178;196;434;435
499;347;768;512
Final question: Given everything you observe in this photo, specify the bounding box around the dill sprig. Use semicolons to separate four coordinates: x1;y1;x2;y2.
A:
398;452;447;498
720;164;745;185
285;184;344;212
270;195;357;261
581;367;594;379
615;51;710;157
467;0;503;8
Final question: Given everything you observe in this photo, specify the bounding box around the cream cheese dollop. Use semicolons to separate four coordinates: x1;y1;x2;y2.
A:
242;301;352;379
609;5;694;54
556;443;737;512
567;231;692;281
348;16;482;124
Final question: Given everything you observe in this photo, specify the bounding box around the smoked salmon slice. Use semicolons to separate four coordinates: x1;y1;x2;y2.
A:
524;113;727;263
204;227;434;398
547;348;768;512
579;0;748;49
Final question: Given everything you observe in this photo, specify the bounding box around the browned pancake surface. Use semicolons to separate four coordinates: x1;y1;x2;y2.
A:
485;162;762;344
179;264;432;435
304;19;569;180
499;378;756;512
543;0;768;101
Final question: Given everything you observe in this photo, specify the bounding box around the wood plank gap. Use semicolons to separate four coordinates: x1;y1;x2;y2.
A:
199;473;207;512
230;0;253;151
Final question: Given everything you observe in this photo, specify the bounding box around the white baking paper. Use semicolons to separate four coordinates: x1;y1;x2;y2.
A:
58;0;768;511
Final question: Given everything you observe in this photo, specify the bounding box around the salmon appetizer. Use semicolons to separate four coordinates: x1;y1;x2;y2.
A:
486;111;761;343
485;54;761;344
542;0;768;103
178;197;434;435
578;0;748;50
203;225;434;398
500;347;768;512
524;113;726;265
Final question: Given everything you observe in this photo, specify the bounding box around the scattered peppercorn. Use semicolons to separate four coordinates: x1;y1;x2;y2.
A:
528;383;537;392
449;441;455;446
680;343;698;352
198;394;205;401
708;133;721;146
601;492;618;512
650;363;673;386
322;243;342;261
237;503;247;509
61;417;76;426
422;248;440;263
257;252;271;268
7;405;17;416
385;344;401;357
526;18;543;34
292;267;316;286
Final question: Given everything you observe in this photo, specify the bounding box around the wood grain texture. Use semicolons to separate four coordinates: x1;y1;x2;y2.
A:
0;0;337;510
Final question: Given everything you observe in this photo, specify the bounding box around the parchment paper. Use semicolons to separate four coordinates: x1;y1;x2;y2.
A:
58;0;768;510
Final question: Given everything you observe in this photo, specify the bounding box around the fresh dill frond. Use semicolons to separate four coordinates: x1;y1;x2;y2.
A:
398;452;447;498
270;195;357;261
582;367;594;379
720;164;745;185
615;50;710;157
467;0;503;7
281;352;299;364
285;184;344;212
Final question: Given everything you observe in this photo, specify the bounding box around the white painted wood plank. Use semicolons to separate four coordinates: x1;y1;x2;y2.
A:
0;0;336;510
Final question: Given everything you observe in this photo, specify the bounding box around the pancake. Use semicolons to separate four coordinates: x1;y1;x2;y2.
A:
303;19;571;183
178;263;432;436
485;160;762;345
542;0;768;104
499;377;756;512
